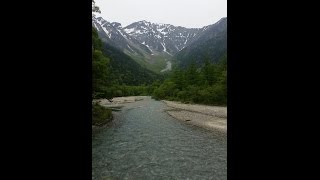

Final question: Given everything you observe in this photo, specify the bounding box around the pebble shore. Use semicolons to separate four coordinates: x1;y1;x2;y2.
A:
163;100;227;133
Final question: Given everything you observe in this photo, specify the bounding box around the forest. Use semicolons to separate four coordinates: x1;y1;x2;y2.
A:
153;55;227;105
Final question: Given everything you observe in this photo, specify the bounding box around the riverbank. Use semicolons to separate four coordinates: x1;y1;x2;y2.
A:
93;96;227;133
163;100;227;133
92;103;113;127
92;96;148;129
93;96;146;107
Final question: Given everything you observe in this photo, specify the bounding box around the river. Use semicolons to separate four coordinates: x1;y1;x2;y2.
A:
92;97;227;180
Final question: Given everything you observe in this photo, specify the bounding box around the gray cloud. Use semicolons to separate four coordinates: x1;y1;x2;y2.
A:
94;0;227;28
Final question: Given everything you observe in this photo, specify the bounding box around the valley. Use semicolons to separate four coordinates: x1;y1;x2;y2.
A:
92;0;227;179
92;16;227;73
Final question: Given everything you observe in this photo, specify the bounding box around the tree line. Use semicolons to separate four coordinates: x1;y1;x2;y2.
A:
152;55;227;106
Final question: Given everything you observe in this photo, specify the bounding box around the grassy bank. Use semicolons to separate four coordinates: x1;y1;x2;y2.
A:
92;102;113;126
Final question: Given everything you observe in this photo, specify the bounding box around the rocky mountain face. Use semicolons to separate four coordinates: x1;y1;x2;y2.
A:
174;17;227;67
122;20;206;55
92;16;227;71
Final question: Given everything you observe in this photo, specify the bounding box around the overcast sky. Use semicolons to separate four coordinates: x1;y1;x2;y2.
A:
94;0;227;28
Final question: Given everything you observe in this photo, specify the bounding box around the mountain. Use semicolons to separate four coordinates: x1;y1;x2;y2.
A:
92;16;227;71
93;26;160;88
174;17;227;67
122;21;206;55
102;42;161;86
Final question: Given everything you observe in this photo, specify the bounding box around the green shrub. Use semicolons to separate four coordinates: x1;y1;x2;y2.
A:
92;103;112;126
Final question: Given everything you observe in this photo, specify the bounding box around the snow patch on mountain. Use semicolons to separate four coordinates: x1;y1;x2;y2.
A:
161;41;173;56
124;28;135;34
145;44;153;52
184;37;188;44
127;45;134;52
119;30;128;40
102;26;111;38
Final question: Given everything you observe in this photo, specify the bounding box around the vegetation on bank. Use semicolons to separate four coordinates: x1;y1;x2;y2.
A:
92;1;113;126
152;55;227;106
93;84;159;99
92;103;113;126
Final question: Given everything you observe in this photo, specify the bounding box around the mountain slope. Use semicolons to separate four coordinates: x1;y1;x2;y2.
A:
93;26;160;88
174;17;227;67
102;42;161;85
93;17;168;73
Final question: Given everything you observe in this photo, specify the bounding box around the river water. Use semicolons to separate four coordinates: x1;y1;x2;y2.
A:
92;97;227;180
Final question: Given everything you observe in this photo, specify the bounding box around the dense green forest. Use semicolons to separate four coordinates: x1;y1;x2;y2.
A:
92;25;112;125
92;27;112;99
153;55;227;105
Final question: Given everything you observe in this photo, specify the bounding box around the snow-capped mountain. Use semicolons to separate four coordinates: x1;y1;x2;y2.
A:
122;20;206;55
175;17;227;67
92;17;208;57
93;17;145;56
92;16;227;72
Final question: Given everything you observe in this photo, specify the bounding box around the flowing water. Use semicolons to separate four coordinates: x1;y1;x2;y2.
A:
92;97;227;180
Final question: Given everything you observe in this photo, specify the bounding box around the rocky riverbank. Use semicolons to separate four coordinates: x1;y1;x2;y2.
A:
93;96;227;134
93;96;146;107
92;96;148;129
163;100;227;133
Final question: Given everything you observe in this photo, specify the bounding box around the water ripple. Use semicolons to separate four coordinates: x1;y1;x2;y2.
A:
93;97;226;180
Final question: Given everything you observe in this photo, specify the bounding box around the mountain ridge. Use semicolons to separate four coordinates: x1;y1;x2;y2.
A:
92;16;227;71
